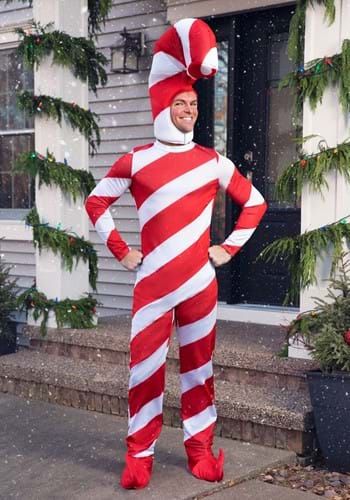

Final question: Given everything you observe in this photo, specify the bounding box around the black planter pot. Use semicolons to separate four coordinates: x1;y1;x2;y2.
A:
0;320;17;356
307;369;350;472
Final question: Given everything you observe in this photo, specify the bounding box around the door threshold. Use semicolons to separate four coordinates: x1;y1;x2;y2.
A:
217;302;299;326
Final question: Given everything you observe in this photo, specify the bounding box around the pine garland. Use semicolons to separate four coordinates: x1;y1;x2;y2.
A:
25;207;98;291
281;39;350;114
17;91;100;154
14;150;96;202
288;0;336;64
257;217;350;305
16;23;107;94
275;139;350;201
16;286;99;336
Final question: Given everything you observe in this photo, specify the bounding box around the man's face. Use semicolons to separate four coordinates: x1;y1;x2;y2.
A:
170;91;198;133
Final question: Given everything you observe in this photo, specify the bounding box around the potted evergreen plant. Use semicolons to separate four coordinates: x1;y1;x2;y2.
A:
286;251;350;472
0;245;18;355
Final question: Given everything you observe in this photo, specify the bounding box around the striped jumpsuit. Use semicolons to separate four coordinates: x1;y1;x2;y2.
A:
85;139;267;461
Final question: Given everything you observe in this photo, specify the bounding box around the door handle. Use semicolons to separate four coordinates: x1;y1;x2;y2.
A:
246;170;253;182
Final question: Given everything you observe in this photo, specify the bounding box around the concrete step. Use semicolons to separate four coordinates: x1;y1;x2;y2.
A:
0;349;316;456
24;315;319;395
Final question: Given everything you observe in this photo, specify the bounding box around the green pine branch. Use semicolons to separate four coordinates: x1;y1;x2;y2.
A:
17;91;100;154
257;219;350;305
26;207;98;291
275;139;350;201
14;150;96;202
16;23;108;94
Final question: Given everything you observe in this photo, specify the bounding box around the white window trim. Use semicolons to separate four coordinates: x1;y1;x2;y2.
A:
0;219;32;240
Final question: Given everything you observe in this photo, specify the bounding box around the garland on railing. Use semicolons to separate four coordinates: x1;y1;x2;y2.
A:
4;0;113;36
14;150;96;202
275;138;350;201
16;22;108;94
16;286;99;335
288;0;336;64
280;39;350;113
17;91;100;154
257;216;350;305
25;208;98;291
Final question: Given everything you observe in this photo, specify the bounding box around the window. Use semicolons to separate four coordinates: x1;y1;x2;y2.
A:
0;48;34;213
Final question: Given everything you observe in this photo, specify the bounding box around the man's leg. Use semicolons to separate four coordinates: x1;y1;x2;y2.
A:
120;309;174;489
175;277;224;482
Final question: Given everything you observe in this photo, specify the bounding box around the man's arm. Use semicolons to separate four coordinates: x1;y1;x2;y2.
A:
85;153;141;267
210;154;267;265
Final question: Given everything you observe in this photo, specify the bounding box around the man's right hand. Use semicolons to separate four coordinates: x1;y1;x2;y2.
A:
120;249;143;271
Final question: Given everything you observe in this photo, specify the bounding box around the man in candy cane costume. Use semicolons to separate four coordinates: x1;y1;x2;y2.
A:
85;18;267;489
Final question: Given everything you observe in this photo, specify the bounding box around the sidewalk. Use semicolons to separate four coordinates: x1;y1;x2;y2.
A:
0;393;319;500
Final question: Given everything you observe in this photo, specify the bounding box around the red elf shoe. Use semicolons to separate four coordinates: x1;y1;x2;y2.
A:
186;446;224;482
120;453;153;489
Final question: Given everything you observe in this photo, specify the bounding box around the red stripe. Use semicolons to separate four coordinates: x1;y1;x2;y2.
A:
106;229;129;261
133;229;210;314
181;376;214;420
105;152;132;178
179;327;215;373
141;184;217;257
235;202;268;229
175;278;217;327
184;421;215;446
85;195;117;225
126;414;163;455
154;26;185;66
132;146;217;209
128;365;165;418
188;20;217;79
130;311;174;368
226;168;253;205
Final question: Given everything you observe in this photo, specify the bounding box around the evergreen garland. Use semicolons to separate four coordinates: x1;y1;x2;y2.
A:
16;23;108;94
16;286;99;336
257;217;350;305
288;0;336;64
280;39;350;114
275;139;350;201
17;91;100;154
25;208;98;291
14;150;96;202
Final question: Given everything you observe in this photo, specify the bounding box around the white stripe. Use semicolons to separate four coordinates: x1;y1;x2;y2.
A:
217;154;235;190
135;201;213;285
89;177;130;198
149;51;185;88
133;439;157;457
131;261;215;340
132;144;168;176
129;339;169;389
201;47;218;75
181;359;213;393
174;18;196;68
183;404;217;442
177;304;217;347
223;228;256;247
245;185;265;207
128;394;163;436
138;159;217;229
94;212;115;244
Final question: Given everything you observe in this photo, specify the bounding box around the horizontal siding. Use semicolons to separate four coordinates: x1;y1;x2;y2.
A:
0;1;32;26
0;239;35;293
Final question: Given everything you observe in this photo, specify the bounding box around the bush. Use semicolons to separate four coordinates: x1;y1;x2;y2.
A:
0;243;18;341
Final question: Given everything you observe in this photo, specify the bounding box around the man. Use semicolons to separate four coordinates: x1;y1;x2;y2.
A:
85;18;267;490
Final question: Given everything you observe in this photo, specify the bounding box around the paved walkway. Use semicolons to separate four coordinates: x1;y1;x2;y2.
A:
0;393;319;499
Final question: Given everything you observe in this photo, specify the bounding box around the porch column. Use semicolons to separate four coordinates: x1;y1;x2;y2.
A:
28;0;91;328
290;0;350;357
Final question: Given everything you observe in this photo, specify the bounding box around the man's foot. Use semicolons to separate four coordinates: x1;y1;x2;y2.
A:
120;454;153;489
187;448;224;482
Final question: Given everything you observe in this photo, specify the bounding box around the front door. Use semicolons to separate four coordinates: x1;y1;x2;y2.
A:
195;5;300;307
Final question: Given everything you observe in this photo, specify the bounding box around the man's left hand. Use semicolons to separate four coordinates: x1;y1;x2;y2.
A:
208;245;232;267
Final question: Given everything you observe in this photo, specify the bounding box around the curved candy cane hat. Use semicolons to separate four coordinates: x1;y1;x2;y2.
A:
149;18;218;145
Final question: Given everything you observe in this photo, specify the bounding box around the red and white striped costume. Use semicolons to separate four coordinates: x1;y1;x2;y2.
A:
85;18;267;489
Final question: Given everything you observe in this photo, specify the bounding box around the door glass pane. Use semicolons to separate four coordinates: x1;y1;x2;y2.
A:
211;40;229;244
266;34;300;208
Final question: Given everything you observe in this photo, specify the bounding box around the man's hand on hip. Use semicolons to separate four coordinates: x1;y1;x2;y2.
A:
121;249;143;271
208;245;231;267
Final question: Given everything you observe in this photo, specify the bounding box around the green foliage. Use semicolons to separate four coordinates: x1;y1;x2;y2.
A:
0;243;18;339
26;208;98;291
16;287;99;336
286;252;350;372
257;219;350;305
17;91;100;154
16;22;107;94
281;39;350;114
14;150;96;202
275;139;350;201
